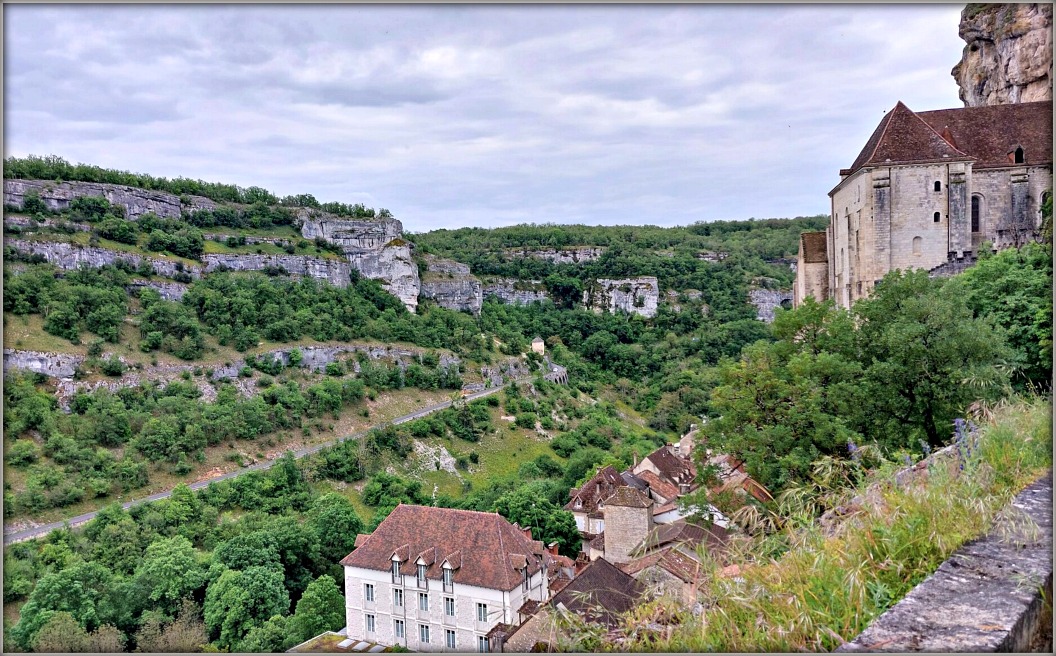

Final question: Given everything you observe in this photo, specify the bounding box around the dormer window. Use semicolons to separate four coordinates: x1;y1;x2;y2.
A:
1014;146;1025;164
442;566;454;593
392;559;401;584
522;566;530;592
417;563;428;588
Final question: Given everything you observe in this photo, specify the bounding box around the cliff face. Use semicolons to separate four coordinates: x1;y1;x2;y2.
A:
583;277;660;318
505;246;606;264
3;179;215;219
203;253;352;287
418;255;483;315
952;3;1052;106
6;239;198;279
299;214;420;311
482;278;550;306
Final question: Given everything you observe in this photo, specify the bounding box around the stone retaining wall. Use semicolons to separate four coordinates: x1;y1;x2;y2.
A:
837;471;1053;652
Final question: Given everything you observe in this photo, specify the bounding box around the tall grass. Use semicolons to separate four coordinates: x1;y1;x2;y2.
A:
586;396;1052;652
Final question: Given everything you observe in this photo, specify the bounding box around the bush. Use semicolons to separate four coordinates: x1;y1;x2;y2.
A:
100;355;126;377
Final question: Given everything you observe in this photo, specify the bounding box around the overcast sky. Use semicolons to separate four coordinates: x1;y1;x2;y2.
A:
3;3;967;232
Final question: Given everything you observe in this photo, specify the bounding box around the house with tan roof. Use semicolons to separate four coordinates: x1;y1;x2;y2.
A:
340;504;551;652
796;100;1052;309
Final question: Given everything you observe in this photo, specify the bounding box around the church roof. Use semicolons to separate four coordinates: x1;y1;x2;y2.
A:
917;101;1053;169
845;101;972;176
835;100;1052;193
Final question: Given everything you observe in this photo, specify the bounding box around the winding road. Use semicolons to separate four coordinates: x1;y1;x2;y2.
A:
2;378;541;546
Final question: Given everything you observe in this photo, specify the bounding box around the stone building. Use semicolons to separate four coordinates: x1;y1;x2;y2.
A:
796;100;1052;309
340;505;550;652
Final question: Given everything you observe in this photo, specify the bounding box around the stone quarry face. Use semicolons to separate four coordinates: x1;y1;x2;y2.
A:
952;3;1053;106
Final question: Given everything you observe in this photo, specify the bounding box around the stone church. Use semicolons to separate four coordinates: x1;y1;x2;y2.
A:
795;99;1052;309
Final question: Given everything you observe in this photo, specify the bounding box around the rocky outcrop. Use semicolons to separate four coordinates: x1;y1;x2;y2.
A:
3;179;215;219
128;280;190;301
5;239;199;279
3;349;83;379
952;3;1052;106
299;214;420;311
4;216;90;232
482;278;550;305
202;253;352;287
748;288;793;323
505;247;606;264
418;255;483;315
583;277;660;318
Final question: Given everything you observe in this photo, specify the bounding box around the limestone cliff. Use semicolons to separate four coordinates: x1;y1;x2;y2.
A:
299;213;420;311
203;253;352;287
6;239;199;279
583;277;660;318
418;254;483;315
3;179;215;219
748;288;793;324
482;278;550;305
952;3;1052;106
505;246;606;264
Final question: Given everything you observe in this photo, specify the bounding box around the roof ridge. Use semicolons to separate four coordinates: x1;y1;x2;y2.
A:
859;102;901;170
902;103;972;160
496;512;511;590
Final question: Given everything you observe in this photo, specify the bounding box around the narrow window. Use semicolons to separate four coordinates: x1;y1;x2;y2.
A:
971;195;981;233
364;583;374;602
419;592;429;612
444;597;455;617
392;560;401;583
365;614;376;634
933;211;941;223
419;624;430;643
446;629;456;649
934;180;941;192
478;636;490;652
476;603;488;623
522;567;529;592
912;236;922;255
417;563;428;588
442;567;454;593
393;589;404;607
394;619;405;639
1014;146;1024;164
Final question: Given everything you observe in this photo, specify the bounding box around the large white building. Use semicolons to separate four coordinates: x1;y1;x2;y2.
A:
340;505;551;652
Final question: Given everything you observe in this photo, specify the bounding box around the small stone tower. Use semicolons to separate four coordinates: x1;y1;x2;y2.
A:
600;487;654;564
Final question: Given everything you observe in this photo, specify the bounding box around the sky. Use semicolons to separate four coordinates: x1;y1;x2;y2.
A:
3;3;968;232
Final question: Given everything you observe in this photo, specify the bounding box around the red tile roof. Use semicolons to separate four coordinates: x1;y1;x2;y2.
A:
638;520;729;558
846;101;972;175
636;470;680;502
641;445;696;486
340;504;543;592
602;486;654;509
564;465;627;516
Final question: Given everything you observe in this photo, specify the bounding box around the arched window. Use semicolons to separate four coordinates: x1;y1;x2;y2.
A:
912;236;922;255
971;195;982;233
933;212;941;223
934;181;942;192
1014;146;1025;164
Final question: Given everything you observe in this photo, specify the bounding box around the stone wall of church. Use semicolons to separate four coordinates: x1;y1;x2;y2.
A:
971;166;1052;249
887;164;957;275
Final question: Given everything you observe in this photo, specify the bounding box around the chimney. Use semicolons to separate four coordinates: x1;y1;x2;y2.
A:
521;526;532;540
547;542;560;557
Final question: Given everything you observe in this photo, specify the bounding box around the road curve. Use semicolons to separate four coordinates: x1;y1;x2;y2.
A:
3;382;519;546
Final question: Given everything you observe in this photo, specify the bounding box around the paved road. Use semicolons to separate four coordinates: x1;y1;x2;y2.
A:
3;382;519;546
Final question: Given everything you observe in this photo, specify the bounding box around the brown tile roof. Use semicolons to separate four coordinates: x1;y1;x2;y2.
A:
917;101;1053;169
564;465;626;515
653;500;679;516
638;520;729;557
800;231;828;264
602;486;654;509
636;470;680;502
623;546;705;585
838;100;1052;188
845;101;972;176
551;558;646;627
642;445;696;485
589;533;605;551
340;504;543;592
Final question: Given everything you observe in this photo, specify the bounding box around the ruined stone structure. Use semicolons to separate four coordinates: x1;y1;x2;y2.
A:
583;277;660;318
793;231;829;305
796;100;1052;309
952;3;1052;108
747;288;793;323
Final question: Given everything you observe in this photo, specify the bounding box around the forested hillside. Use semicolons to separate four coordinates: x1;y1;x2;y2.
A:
3;158;1051;653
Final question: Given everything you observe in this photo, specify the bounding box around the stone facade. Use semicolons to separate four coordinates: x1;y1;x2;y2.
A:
793;231;829;306
798;100;1052;309
598;488;654;564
